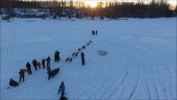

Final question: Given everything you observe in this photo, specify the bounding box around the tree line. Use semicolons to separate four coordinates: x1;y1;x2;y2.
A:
1;0;176;18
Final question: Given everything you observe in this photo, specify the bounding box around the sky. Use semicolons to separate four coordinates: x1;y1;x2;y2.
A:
27;0;177;5
74;0;176;5
32;0;176;6
1;16;176;100
76;0;176;8
168;0;176;5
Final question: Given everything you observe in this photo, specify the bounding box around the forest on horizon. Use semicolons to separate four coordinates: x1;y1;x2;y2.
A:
1;0;177;18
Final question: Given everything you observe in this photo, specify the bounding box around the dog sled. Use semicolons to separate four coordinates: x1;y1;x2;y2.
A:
50;67;60;77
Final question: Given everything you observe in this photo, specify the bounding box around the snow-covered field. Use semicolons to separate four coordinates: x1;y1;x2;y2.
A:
1;17;176;100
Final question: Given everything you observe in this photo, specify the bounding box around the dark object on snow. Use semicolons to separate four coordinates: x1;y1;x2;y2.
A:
37;62;41;69
78;48;82;52
81;52;85;58
81;58;85;65
69;58;73;62
95;30;98;35
89;40;92;43
72;52;75;57
50;68;60;77
46;66;58;80
47;66;52;79
75;52;78;57
53;15;57;19
32;59;38;70
54;50;60;62
9;78;19;87
58;81;65;96
60;94;68;100
82;46;86;49
92;30;95;35
46;56;51;67
65;57;70;62
26;62;32;74
41;58;46;68
19;69;25;82
81;52;85;65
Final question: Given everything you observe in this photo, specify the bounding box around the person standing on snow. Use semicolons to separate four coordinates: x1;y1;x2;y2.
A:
92;30;95;35
58;81;65;95
41;58;46;68
37;62;41;69
19;69;25;82
54;50;60;62
81;52;85;65
47;66;51;79
26;62;32;74
96;30;98;35
46;56;51;67
32;59;38;70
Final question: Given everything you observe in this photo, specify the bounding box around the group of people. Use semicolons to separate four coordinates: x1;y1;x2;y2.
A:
9;49;60;86
92;30;98;35
9;40;93;99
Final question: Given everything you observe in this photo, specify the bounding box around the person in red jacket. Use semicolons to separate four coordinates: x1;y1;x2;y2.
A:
37;62;41;69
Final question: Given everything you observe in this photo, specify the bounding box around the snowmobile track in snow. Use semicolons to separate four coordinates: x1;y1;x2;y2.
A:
129;68;141;100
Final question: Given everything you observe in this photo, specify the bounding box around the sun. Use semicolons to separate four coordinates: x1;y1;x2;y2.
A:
85;1;98;8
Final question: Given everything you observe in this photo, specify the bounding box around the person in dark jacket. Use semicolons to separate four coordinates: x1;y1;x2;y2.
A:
95;30;97;35
81;52;85;58
47;66;51;79
60;94;68;100
41;58;46;69
32;59;38;70
58;81;65;95
46;56;51;67
81;52;85;65
92;30;95;35
9;78;19;87
26;62;32;74
19;69;25;82
54;50;60;62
